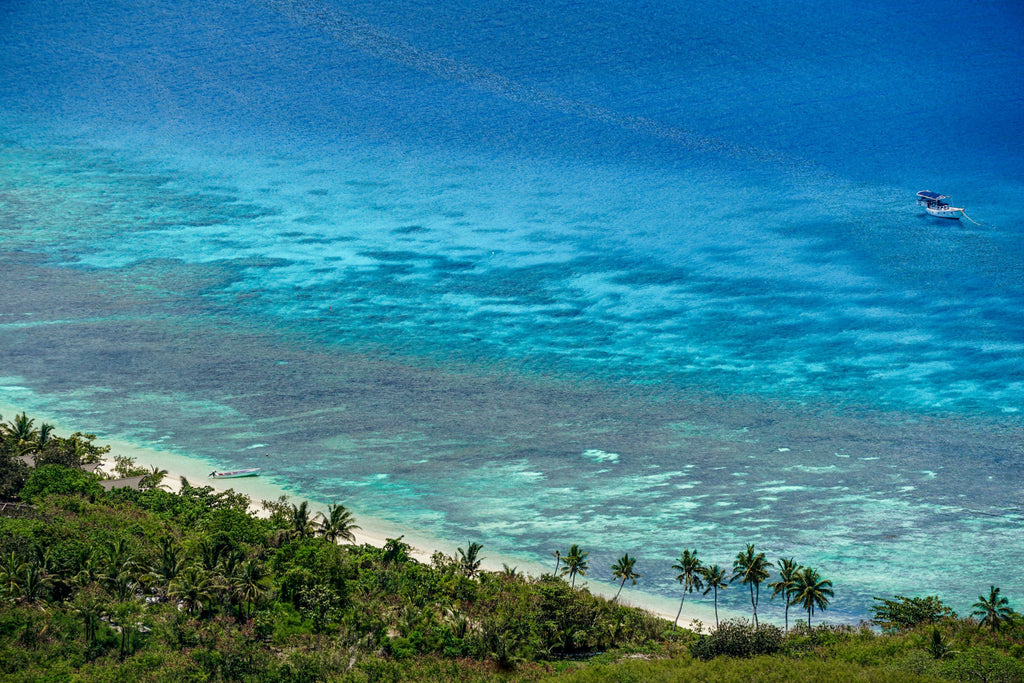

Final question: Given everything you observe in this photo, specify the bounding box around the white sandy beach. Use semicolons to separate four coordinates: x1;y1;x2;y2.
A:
2;400;717;628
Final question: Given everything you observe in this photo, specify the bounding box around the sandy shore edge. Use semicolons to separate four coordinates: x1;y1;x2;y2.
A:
1;400;716;628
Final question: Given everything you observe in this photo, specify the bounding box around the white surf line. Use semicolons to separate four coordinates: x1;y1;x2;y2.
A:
258;0;831;177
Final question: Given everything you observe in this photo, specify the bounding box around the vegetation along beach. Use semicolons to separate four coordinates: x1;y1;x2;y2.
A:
1;414;1022;681
2;0;1023;679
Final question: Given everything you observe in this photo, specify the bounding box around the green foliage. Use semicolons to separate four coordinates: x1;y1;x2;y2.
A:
0;453;30;499
769;557;801;631
611;552;640;602
790;565;834;627
929;627;949;660
873;595;958;632
731;544;770;627
690;619;784;660
383;535;412;564
320;502;360;544
672;548;702;626
19;464;103;502
973;586;1016;633
0;413;109;471
559;544;589;588
110;454;150;479
939;645;1024;682
35;432;110;469
260;494;293;528
458;540;485;578
197;505;272;546
554;653;944;683
297;583;344;632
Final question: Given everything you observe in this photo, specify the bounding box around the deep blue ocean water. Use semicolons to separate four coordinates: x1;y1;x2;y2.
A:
2;0;1022;622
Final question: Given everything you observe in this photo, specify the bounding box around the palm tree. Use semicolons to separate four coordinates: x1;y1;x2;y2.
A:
21;563;52;604
791;566;834;628
560;544;589;588
230;558;270;620
3;413;39;456
0;552;28;601
382;536;410;565
731;544;770;626
110;599;142;659
32;544;56;576
319;503;360;544
141;465;170;491
701;564;729;629
219;547;245;579
169;566;218;615
197;537;225;572
457;541;485;578
769;557;802;631
551;550;562;575
32;544;61;602
972;585;1014;632
101;539;140;601
672;549;704;627
71;585;106;647
4;412;34;441
65;434;97;468
149;537;186;597
75;549;103;588
610;553;641;602
288;501;320;540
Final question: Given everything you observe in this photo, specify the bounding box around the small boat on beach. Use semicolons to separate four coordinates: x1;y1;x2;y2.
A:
209;468;261;479
917;191;964;220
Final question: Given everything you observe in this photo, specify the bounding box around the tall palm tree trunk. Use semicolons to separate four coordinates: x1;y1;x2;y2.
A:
674;594;685;627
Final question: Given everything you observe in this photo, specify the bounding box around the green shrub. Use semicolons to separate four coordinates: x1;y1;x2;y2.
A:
690;619;784;660
0;454;30;499
872;595;957;633
940;645;1024;682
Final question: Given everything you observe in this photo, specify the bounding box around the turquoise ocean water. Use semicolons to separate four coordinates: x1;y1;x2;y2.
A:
2;0;1022;621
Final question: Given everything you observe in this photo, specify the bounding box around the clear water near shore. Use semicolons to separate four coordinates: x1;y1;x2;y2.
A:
1;0;1022;623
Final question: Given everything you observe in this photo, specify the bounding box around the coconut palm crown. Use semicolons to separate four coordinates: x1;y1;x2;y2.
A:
972;585;1015;632
610;553;641;602
791;565;834;627
560;544;589;588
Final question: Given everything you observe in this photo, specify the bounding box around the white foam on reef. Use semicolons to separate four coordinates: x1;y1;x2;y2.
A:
582;448;619;463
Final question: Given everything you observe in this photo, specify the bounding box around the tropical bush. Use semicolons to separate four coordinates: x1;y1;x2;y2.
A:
690;619;784;660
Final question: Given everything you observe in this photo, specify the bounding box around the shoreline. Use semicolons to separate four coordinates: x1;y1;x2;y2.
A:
1;400;716;628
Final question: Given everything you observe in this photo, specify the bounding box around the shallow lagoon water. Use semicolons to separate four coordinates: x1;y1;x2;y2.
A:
1;0;1022;622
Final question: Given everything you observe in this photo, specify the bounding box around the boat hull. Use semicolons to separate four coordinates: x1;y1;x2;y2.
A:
210;468;261;479
924;206;963;219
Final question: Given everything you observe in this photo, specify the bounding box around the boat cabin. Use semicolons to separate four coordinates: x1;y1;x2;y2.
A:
916;190;950;209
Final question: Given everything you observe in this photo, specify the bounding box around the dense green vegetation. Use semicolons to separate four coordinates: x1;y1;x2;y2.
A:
1;413;1022;682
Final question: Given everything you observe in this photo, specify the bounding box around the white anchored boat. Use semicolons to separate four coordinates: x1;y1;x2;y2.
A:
209;467;261;479
917;191;964;220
